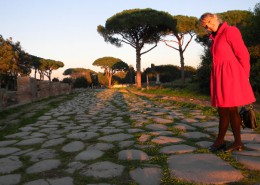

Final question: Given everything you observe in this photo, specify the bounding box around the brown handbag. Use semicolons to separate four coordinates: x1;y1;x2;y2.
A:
239;104;257;129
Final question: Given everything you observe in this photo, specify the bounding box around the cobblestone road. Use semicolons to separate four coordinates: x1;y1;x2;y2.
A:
0;89;259;185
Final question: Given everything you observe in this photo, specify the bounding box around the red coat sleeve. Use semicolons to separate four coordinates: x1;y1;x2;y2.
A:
225;26;250;77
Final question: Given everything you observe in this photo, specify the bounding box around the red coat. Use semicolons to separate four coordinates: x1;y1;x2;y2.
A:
209;22;255;107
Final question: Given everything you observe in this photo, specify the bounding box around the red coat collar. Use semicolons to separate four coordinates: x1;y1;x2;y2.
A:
209;22;228;40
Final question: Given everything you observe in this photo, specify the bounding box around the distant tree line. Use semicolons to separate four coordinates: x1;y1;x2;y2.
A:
0;36;64;90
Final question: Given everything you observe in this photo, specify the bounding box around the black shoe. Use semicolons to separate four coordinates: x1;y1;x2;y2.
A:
208;143;226;152
225;144;244;153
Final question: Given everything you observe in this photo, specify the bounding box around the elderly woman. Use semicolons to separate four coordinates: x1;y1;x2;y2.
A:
199;13;256;153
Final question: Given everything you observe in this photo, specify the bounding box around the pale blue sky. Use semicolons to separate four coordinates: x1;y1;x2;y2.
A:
1;0;258;79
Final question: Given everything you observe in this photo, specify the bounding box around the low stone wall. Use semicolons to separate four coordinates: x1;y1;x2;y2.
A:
0;77;72;110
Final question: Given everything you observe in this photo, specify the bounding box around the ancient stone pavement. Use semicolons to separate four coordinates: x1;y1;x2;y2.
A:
0;89;259;185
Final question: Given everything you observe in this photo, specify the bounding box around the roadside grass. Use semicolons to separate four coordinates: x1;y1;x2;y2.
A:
139;79;210;101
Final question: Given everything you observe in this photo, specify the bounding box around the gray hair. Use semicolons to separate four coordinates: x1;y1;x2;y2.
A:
199;13;222;27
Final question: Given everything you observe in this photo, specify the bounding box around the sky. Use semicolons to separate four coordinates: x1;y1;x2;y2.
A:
1;0;258;80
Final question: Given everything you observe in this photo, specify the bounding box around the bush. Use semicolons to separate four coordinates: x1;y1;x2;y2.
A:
73;77;89;88
195;47;211;95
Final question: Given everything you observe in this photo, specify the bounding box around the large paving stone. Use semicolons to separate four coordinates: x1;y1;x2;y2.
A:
151;136;183;145
15;138;45;146
153;118;173;124
234;150;260;157
47;177;73;185
0;174;21;185
146;124;168;131
26;132;46;138
38;115;52;121
98;133;133;142
5;132;31;139
182;131;210;139
26;159;61;174
75;149;104;161
192;121;219;128
151;111;167;116
181;118;198;123
233;155;260;170
173;123;196;131
160;144;196;154
23;179;49;185
0;140;18;147
87;143;114;151
12;148;33;156
127;128;144;133
25;149;57;162
167;153;244;184
130;167;162;185
245;143;260;151
118;149;149;161
119;141;135;148
42;138;66;148
99;128;123;134
80;161;125;178
67;132;99;140
62;141;85;152
0;156;22;174
0;147;20;155
65;161;86;174
56;116;70;120
150;131;173;136
138;134;151;142
19;126;38;132
241;133;260;143
24;177;73;185
196;141;212;148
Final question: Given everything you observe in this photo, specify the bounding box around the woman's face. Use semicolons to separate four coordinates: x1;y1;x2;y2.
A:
202;16;220;33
